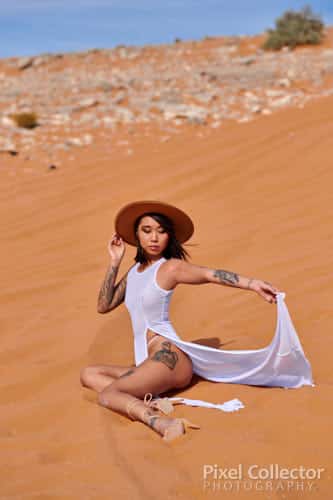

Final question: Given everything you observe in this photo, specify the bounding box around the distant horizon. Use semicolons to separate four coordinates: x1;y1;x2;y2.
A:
1;0;333;59
2;24;333;61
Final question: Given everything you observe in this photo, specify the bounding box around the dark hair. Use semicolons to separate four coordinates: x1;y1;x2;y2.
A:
133;212;192;264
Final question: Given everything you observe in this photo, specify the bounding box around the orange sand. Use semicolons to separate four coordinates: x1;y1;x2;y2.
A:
1;93;332;499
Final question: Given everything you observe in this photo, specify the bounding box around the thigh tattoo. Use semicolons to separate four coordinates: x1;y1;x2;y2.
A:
151;341;178;370
119;369;135;378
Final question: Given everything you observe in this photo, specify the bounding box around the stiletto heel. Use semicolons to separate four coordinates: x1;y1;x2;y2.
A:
163;418;200;442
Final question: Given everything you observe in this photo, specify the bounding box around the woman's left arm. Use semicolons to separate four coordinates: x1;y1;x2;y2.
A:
170;259;280;304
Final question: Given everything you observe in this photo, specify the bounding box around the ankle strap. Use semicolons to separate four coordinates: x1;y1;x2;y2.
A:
126;393;156;421
126;398;143;421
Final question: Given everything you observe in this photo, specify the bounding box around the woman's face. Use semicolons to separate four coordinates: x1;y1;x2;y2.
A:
136;215;169;259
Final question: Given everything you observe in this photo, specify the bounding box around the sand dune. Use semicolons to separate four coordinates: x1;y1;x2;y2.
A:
1;89;332;498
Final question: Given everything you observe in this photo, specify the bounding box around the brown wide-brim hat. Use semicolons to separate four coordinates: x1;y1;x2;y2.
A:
114;200;194;246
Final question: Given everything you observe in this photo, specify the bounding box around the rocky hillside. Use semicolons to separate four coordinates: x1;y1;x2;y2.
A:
1;28;333;164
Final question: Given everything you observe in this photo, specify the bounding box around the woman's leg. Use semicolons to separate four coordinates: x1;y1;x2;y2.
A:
80;364;135;393
97;340;194;438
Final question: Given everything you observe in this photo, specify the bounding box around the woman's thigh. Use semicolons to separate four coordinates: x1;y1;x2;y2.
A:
80;363;134;386
109;338;193;398
148;334;193;383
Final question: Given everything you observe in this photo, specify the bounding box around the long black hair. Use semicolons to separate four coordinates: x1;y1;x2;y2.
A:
133;211;192;264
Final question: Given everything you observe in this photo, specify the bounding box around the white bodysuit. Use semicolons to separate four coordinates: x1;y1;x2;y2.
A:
124;256;314;389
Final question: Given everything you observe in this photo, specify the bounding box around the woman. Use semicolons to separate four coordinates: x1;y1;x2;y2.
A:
80;200;282;441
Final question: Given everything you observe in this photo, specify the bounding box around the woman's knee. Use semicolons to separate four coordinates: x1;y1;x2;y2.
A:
80;366;90;387
98;385;119;407
80;365;99;387
98;389;108;407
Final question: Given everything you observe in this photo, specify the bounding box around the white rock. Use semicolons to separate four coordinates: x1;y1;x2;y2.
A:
113;107;135;123
65;137;83;147
163;104;207;123
102;116;116;126
0;138;17;154
238;116;252;123
1;116;15;127
82;133;93;145
50;113;70;125
278;78;291;88
249;105;262;114
17;57;33;70
265;89;286;98
74;97;99;110
270;95;293;108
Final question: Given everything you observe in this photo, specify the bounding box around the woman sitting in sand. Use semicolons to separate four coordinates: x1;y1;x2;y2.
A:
80;200;280;441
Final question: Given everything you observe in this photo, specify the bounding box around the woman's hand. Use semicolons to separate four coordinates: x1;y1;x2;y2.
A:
108;233;126;263
249;279;280;304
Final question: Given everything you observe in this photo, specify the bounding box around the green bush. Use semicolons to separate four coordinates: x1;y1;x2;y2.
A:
263;5;325;50
11;112;38;129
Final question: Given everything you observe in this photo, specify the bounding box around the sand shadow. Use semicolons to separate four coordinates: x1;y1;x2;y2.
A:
161;373;203;398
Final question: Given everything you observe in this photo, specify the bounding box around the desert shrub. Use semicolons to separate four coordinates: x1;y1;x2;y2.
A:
263;5;325;50
11;112;38;129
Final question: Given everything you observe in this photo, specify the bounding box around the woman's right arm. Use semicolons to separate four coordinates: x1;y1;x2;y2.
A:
97;262;127;313
97;233;127;314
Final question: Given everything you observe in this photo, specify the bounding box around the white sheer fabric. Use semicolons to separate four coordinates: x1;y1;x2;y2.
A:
166;397;245;413
124;257;314;397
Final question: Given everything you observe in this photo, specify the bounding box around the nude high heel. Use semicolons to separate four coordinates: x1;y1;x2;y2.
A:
126;397;200;442
143;392;175;415
126;394;174;421
126;397;164;437
163;418;201;442
126;398;147;421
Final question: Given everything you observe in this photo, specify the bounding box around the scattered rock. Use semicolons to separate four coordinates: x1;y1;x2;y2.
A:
0;138;17;155
73;97;99;112
17;57;33;70
1;116;15;128
278;78;291;88
236;56;257;65
49;113;71;125
113;106;135;123
270;95;293;108
163;104;208;124
65;137;83;147
0;35;331;155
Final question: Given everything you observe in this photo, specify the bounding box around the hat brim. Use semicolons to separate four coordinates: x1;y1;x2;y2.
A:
114;200;194;246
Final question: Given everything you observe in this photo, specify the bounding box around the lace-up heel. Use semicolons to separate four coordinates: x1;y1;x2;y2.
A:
126;398;145;421
163;418;200;442
126;394;174;421
143;392;175;415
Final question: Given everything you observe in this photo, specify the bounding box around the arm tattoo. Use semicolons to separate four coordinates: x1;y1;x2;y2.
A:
110;275;127;309
97;265;127;312
98;265;117;309
151;341;178;370
213;269;239;286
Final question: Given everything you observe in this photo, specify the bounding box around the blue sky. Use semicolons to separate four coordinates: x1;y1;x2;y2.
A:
1;0;332;58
